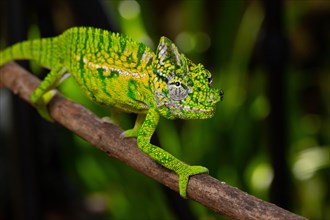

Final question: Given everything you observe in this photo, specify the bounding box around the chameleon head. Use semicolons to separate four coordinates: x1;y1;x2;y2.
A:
153;36;223;120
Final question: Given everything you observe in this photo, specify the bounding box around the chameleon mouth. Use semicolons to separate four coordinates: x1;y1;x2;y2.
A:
164;102;215;115
182;106;215;113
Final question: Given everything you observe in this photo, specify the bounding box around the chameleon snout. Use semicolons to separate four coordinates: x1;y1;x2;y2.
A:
205;88;223;106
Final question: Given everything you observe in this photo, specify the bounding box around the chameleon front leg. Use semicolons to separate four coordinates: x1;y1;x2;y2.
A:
31;65;67;121
137;108;208;198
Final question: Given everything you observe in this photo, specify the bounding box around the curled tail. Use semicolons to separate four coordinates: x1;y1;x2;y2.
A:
0;37;58;68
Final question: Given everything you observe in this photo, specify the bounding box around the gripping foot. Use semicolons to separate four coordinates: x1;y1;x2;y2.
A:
177;165;209;198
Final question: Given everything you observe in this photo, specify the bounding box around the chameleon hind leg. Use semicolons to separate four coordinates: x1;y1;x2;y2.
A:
121;114;146;138
137;108;208;198
31;66;67;121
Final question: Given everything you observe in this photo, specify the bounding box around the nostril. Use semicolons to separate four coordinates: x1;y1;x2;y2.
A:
219;89;224;101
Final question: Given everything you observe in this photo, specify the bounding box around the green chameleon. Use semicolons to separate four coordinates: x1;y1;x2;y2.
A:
0;27;223;198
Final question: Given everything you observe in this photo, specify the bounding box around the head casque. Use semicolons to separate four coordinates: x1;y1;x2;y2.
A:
152;36;222;120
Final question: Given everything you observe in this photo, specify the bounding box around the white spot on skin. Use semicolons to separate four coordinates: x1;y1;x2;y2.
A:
81;56;147;79
141;53;147;61
156;69;169;79
141;53;153;66
158;45;168;66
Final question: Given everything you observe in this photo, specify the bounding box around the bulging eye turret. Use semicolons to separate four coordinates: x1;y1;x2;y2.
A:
167;81;189;101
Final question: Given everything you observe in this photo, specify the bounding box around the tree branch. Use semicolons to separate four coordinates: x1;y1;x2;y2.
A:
0;62;306;220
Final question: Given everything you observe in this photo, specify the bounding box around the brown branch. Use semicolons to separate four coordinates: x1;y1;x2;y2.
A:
0;62;307;220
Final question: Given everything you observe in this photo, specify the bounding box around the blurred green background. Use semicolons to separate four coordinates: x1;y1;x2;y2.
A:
0;0;329;219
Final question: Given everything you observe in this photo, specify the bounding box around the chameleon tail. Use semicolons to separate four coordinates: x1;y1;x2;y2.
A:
0;38;57;68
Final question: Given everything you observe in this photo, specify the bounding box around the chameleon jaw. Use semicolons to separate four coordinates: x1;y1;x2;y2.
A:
163;102;216;119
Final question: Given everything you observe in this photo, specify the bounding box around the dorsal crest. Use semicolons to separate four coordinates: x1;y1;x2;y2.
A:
154;37;187;80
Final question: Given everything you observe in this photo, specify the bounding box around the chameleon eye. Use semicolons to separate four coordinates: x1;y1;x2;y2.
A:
167;81;188;101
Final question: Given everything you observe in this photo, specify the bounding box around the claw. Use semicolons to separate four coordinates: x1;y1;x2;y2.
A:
100;116;115;124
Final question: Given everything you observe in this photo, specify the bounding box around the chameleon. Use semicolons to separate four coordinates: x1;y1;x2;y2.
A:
0;27;223;198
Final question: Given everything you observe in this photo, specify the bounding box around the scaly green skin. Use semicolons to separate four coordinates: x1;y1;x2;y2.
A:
0;27;223;198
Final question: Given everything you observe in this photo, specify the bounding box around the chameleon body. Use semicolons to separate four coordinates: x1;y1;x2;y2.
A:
0;27;222;198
